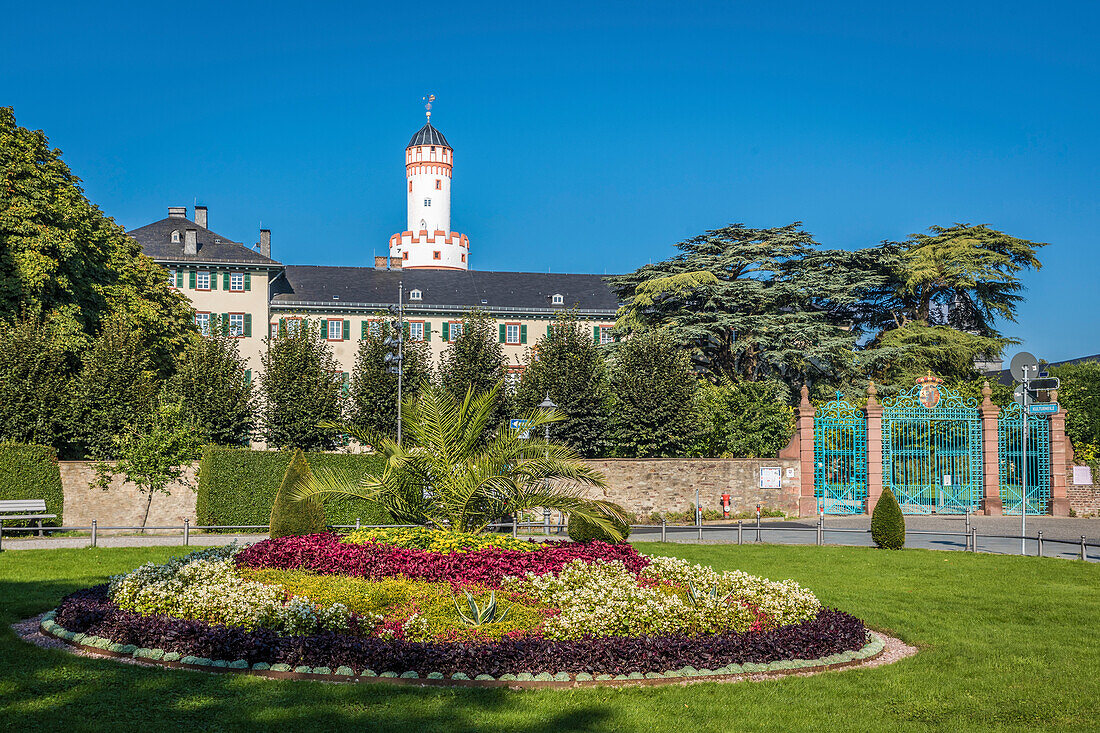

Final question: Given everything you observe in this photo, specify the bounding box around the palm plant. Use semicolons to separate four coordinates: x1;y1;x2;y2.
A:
290;383;626;537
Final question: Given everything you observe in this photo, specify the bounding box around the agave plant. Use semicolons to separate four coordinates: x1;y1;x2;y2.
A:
452;590;512;627
687;580;735;608
291;383;627;537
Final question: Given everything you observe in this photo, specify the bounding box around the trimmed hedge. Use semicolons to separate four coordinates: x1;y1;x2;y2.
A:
871;487;905;549
567;503;632;543
197;447;392;529
269;449;327;539
0;443;63;526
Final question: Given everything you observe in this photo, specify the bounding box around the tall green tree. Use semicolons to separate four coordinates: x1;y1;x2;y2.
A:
0;315;72;449
93;391;203;530
0;106;195;373
347;320;433;439
608;223;861;391
70;313;158;458
170;332;255;445
1049;360;1100;462
259;320;343;451
514;312;612;457
608;329;699;457
439;310;508;427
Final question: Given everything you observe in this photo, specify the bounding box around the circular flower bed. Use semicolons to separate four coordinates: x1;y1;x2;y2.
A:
40;531;882;685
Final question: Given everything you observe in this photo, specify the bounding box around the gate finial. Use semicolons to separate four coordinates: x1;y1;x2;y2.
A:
866;380;878;408
799;384;812;409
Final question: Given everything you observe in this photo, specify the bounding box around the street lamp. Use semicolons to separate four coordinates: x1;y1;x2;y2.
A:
539;393;557;532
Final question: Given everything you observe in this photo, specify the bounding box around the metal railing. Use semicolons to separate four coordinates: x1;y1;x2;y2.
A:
1;516;1096;561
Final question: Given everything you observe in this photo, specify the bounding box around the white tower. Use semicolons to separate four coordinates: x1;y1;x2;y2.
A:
389;97;470;269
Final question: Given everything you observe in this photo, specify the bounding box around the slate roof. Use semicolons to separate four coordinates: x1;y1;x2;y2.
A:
271;266;620;314
408;123;450;148
129;217;282;265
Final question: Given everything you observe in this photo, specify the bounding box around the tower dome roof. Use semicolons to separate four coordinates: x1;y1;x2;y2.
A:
408;122;450;148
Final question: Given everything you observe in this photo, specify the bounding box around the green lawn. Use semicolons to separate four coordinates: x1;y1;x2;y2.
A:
1;543;1098;732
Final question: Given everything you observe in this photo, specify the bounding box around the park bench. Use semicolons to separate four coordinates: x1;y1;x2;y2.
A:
0;500;57;548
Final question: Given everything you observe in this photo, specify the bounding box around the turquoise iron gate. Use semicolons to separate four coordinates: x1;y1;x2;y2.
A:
881;378;983;514
998;402;1051;515
814;393;867;514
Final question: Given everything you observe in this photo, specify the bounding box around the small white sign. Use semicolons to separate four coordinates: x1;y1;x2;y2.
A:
942;475;952;487
786;467;796;478
1073;465;1094;485
760;467;782;489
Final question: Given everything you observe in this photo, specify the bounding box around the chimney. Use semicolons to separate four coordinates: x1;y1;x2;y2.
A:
194;205;208;229
375;256;401;270
259;229;271;258
184;229;198;255
168;206;187;218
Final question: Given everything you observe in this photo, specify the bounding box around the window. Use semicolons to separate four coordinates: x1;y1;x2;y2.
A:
552;293;564;305
171;230;180;243
270;323;278;339
327;319;343;341
408;321;424;342
194;312;211;336
403;252;409;260
168;269;176;287
506;324;520;344
447;321;464;342
409;181;413;192
435;179;441;190
409;289;422;301
599;326;615;345
285;319;302;336
230;272;244;291
196;271;211;290
433;251;441;260
367;319;382;337
461;253;466;263
424;198;431;207
504;366;525;395
228;313;245;337
430;146;437;161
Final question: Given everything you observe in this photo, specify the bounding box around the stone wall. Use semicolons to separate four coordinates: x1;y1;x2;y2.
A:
56;456;804;528
579;457;802;519
60;462;197;532
1067;485;1100;516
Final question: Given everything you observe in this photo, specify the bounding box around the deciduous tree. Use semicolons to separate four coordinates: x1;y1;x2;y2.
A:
259;321;343;451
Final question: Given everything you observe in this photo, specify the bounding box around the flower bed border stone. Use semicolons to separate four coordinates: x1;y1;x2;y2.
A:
36;609;889;689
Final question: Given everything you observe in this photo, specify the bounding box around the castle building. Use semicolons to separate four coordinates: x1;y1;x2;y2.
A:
129;112;620;387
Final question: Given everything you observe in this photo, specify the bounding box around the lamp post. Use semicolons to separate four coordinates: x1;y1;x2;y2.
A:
539;394;557;531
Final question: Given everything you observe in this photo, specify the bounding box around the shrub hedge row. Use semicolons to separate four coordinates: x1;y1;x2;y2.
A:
196;447;392;529
0;443;64;526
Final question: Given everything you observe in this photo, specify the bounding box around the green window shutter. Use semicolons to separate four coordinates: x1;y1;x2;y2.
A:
223;272;230;290
176;270;184;288
547;324;553;337
245;369;252;384
211;272;218;290
613;333;621;343
442;321;449;341
278;317;286;336
593;325;600;343
221;314;230;335
343;320;351;340
189;271;196;289
425;322;432;342
499;324;506;343
244;272;251;291
520;324;527;344
243;313;252;337
361;320;368;339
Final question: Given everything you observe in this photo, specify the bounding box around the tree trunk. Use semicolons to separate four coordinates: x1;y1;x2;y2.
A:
140;491;153;534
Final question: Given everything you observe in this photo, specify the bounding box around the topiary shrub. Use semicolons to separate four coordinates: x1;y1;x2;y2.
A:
567;503;632;543
0;443;63;527
197;446;392;529
871;487;905;549
269;449;327;539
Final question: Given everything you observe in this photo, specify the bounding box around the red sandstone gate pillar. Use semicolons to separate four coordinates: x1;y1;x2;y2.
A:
865;382;883;514
797;386;818;517
1050;389;1070;516
979;381;1003;516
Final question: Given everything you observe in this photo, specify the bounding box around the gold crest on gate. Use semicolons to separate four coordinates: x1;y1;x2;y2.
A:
916;372;943;409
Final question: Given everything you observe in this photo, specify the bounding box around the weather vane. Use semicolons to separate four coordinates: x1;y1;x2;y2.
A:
422;94;435;122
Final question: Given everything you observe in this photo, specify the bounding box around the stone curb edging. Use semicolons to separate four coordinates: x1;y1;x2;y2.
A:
36;609;887;688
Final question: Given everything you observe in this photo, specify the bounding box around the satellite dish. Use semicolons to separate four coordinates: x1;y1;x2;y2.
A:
1010;351;1039;382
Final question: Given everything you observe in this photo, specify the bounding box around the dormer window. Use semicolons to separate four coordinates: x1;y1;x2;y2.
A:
171;230;181;243
552;293;564;305
409;289;422;301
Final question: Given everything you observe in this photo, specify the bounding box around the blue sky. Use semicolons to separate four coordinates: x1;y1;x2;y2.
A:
2;1;1097;361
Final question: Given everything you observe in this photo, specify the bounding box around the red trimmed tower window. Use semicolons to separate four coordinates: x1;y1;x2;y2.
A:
433;251;441;260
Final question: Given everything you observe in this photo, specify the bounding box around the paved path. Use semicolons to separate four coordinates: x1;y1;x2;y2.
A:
2;517;1097;561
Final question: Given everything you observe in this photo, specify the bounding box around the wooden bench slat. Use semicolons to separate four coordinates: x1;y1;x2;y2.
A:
0;514;57;521
0;500;49;511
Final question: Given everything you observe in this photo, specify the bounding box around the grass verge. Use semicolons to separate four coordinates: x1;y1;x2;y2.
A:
0;543;1097;732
